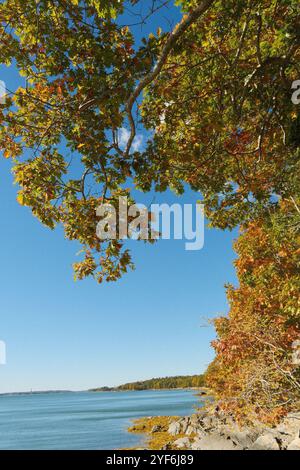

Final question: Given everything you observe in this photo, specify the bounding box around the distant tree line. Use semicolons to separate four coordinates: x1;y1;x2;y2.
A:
90;375;205;392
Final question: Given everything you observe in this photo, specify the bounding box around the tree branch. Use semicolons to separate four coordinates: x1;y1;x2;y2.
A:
124;0;215;156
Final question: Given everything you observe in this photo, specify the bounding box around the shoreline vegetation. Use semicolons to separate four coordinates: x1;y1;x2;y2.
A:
89;375;205;392
127;409;300;451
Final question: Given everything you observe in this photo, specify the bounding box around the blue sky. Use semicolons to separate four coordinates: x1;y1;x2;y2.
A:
0;1;238;393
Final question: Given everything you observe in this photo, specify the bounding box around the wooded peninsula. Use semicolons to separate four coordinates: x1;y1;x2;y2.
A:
90;375;205;392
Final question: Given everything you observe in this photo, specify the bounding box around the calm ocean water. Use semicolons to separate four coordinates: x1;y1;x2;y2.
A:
0;389;201;450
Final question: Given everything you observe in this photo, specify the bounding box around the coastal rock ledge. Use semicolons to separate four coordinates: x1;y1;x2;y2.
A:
166;409;300;450
129;409;300;450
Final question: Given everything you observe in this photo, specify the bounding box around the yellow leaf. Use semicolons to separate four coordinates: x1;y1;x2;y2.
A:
17;192;24;205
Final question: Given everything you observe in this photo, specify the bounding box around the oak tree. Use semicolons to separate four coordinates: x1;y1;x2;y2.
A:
1;0;299;422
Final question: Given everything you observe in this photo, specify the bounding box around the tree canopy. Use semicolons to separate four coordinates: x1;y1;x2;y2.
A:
1;0;299;423
1;0;298;281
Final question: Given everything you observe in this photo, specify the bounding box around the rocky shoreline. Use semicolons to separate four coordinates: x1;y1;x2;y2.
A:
129;408;300;450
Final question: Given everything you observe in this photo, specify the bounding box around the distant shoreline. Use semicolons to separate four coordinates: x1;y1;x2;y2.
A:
89;375;206;393
0;387;209;397
0;390;72;397
1;376;207;397
89;387;205;393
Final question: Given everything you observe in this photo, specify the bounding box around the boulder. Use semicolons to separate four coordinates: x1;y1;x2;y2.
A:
251;433;281;451
195;428;207;439
273;412;300;449
166;410;300;450
276;412;300;437
178;416;190;434
219;414;235;427
190;414;202;425
173;437;191;449
191;433;242;450
287;438;300;451
191;439;203;450
168;421;181;436
201;415;219;431
219;425;260;449
186;425;201;436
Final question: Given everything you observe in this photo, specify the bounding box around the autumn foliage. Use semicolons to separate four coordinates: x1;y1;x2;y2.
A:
206;203;300;424
0;0;299;423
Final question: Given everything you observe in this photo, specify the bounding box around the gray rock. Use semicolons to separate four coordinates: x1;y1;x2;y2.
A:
190;414;201;425
276;412;300;437
179;417;190;434
186;425;200;436
178;412;209;436
181;424;189;434
168;421;181;436
173;437;191;449
195;428;207;439
251;433;281;451
272;412;300;449
220;414;235;427
191;439;203;450
191;433;242;450
202;415;218;431
178;416;190;424
287;438;300;450
219;425;260;449
169;410;300;450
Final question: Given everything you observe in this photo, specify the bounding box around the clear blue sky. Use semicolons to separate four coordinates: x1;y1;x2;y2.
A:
0;1;238;393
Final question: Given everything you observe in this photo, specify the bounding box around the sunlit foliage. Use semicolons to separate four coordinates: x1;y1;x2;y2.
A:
1;0;299;422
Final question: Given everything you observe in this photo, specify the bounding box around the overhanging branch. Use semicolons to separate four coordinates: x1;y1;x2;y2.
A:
124;0;215;156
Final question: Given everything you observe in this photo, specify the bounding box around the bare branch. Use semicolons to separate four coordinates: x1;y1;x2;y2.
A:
255;12;263;66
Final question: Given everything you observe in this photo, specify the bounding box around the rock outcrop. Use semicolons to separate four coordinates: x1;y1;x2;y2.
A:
168;409;300;450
